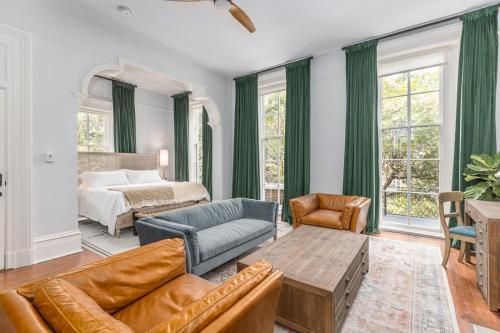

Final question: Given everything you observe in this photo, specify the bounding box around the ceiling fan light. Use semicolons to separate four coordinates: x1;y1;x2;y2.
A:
214;0;231;11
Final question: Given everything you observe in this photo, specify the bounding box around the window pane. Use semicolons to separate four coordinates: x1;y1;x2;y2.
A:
87;113;107;151
411;92;439;125
411;160;439;193
381;128;408;159
278;91;286;136
382;73;407;98
264;93;279;113
278;160;284;183
410;193;438;219
382;160;407;191
410;67;440;93
264;112;278;137
264;162;279;183
381;96;407;128
382;191;407;216
77;112;88;149
411;126;439;159
264;138;279;161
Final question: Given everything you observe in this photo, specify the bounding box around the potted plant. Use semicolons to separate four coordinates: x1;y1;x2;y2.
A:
463;153;500;201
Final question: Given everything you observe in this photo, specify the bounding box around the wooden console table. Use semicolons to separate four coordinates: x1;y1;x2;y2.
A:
465;200;500;311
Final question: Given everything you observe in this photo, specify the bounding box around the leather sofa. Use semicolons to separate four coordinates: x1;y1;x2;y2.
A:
0;239;283;333
290;193;371;233
136;198;278;276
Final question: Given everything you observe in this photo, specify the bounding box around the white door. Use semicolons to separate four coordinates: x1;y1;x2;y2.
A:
0;73;5;270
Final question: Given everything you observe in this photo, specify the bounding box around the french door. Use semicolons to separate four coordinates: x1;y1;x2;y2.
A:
380;65;442;232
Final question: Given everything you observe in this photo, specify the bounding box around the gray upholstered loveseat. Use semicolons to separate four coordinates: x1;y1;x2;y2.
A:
136;198;278;276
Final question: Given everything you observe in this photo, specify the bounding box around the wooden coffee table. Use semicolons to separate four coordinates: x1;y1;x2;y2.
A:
237;225;369;333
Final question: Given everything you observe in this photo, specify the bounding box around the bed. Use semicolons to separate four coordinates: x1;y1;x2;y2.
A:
78;152;210;236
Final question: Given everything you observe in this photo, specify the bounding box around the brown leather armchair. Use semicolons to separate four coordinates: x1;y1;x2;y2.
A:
0;239;283;333
290;193;371;233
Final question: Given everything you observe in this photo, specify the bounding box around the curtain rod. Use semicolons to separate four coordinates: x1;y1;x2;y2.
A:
233;56;313;81
341;3;500;51
94;75;137;87
171;90;192;98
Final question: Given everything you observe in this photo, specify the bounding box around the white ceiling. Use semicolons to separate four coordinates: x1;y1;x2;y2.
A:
58;0;496;77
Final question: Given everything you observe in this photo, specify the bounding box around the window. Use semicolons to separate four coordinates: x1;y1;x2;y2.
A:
379;65;442;231
190;105;203;183
260;90;286;205
77;109;113;152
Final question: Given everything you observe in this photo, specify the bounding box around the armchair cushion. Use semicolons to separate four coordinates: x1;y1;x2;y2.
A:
113;274;215;332
317;194;358;211
33;278;134;333
197;219;273;261
19;239;186;313
147;260;273;333
302;210;343;229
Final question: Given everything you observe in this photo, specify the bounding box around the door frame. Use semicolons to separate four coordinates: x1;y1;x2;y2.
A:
0;23;33;269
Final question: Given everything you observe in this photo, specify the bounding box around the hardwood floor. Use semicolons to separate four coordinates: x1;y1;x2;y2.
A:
0;232;499;332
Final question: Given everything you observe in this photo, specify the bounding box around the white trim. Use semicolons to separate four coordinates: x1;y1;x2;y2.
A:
380;224;444;239
33;230;82;264
0;23;33;269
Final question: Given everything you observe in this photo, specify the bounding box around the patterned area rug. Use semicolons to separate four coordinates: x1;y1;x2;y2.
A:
79;220;458;332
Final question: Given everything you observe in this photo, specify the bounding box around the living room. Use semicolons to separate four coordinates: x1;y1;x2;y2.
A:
0;0;499;332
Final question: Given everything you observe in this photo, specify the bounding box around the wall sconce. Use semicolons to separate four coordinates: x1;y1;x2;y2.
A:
159;149;169;179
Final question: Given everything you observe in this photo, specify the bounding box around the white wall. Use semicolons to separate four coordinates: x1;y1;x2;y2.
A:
87;78;175;180
0;0;228;263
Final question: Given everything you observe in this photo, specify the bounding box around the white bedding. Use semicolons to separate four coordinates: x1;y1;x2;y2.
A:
78;181;208;235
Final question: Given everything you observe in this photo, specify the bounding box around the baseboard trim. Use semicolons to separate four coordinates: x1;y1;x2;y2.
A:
5;248;33;268
33;230;82;264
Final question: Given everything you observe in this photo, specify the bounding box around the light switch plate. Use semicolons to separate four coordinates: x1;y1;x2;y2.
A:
45;152;55;163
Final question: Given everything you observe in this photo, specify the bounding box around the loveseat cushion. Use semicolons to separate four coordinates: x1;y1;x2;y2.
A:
146;260;273;333
197;219;274;261
113;274;216;332
33;278;134;333
18;239;186;314
156;199;244;231
302;209;343;229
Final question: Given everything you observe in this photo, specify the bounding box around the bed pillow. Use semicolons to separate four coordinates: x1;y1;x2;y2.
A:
125;169;163;184
79;170;130;187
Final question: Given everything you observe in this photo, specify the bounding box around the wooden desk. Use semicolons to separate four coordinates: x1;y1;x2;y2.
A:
465;200;500;311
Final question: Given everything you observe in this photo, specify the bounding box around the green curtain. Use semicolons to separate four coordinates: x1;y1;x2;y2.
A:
112;81;136;153
174;92;190;181
202;107;213;197
342;40;380;234
232;74;260;199
281;58;311;223
451;7;498;235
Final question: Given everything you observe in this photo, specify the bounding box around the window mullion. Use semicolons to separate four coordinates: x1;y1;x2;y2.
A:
406;71;412;226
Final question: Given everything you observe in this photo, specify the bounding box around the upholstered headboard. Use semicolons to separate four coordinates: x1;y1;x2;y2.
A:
78;152;159;174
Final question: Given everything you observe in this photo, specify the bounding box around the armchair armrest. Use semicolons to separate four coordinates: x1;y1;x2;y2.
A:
343;197;371;233
136;218;200;272
289;194;319;228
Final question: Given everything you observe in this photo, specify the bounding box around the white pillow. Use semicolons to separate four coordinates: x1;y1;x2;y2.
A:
79;170;129;187
125;169;162;184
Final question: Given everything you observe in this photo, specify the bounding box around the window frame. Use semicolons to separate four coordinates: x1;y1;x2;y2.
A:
189;103;203;184
77;106;114;153
378;63;444;233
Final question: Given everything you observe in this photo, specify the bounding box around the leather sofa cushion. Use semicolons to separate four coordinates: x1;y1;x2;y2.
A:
197;219;273;261
114;274;216;332
19;239;186;314
302;209;343;229
156;199;244;231
33;278;134;333
317;193;357;211
0;290;52;333
146;260;273;333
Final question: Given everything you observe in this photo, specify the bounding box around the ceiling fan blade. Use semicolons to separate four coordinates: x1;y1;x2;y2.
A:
229;2;256;33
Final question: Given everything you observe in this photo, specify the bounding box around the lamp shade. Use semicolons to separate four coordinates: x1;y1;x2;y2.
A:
159;149;169;167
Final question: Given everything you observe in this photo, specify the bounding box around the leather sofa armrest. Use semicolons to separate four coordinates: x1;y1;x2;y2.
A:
346;197;371;233
0;290;52;333
289;194;318;228
136;219;200;270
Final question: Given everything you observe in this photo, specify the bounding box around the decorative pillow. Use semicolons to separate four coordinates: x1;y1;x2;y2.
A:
79;170;129;187
33;278;134;333
125;169;162;184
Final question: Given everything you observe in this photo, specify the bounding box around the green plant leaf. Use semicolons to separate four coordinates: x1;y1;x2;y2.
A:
465;163;493;173
464;181;490;199
464;175;489;182
494;152;500;168
471;154;495;168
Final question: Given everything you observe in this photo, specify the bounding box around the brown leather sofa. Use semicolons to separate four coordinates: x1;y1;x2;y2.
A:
0;239;283;333
290;193;371;233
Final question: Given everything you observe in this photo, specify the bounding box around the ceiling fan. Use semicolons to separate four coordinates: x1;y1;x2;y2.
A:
165;0;256;33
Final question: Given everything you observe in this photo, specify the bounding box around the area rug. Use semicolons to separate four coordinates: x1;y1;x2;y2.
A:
79;220;458;333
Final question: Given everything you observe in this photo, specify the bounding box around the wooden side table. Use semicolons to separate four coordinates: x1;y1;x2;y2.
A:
465;200;500;311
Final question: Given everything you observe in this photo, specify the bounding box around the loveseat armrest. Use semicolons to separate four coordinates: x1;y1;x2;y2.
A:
136;218;200;271
241;198;278;224
344;197;371;233
289;194;319;228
